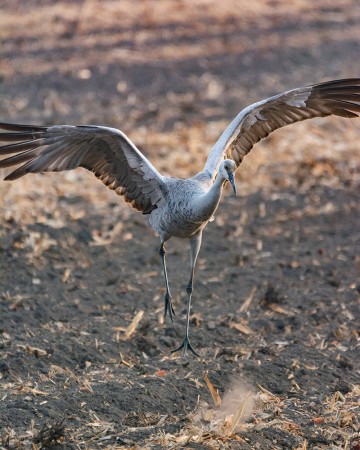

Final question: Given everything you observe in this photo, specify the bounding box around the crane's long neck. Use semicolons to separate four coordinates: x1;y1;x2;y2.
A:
195;172;227;220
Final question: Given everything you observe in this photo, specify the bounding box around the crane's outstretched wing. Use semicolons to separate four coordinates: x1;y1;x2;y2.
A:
204;78;360;178
0;123;164;214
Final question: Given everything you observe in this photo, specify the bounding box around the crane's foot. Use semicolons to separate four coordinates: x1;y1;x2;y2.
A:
164;292;176;322
171;336;200;357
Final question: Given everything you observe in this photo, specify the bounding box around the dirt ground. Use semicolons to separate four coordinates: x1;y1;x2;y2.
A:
0;1;359;449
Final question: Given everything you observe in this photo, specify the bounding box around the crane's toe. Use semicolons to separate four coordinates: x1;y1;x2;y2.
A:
164;292;176;322
171;336;200;358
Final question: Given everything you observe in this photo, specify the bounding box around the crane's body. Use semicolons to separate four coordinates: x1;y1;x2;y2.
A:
150;173;220;240
1;78;359;356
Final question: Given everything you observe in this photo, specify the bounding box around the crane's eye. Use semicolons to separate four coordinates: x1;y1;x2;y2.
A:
224;164;229;170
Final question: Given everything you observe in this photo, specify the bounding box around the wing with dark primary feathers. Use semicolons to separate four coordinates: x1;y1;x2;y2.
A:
0;123;164;214
204;78;360;177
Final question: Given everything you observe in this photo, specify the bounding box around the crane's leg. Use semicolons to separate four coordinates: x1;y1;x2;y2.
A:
159;242;175;321
171;231;202;357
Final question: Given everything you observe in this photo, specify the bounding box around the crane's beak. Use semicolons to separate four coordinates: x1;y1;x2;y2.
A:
228;172;237;196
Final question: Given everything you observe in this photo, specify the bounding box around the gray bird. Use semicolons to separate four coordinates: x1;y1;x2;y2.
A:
1;78;359;356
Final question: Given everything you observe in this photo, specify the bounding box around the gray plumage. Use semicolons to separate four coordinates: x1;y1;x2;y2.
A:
1;78;360;356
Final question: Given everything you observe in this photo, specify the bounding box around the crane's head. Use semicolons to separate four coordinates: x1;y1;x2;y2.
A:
220;159;237;195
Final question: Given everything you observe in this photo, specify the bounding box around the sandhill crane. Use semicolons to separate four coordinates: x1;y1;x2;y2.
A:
0;78;359;356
